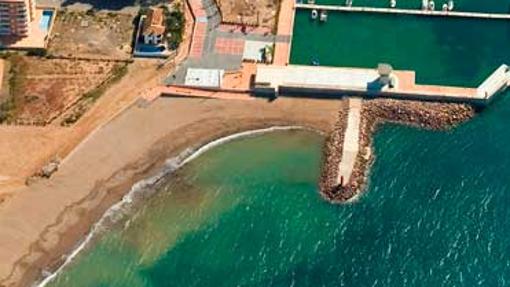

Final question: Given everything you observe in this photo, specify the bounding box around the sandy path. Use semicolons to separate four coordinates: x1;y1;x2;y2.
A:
0;97;340;286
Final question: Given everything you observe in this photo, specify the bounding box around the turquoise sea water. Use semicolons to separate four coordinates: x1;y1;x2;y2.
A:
290;10;510;86
49;94;510;287
313;0;510;13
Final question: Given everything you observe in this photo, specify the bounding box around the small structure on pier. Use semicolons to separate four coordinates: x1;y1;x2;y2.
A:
377;63;394;87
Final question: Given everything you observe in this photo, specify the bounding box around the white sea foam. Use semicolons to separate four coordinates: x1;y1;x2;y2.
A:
34;126;308;287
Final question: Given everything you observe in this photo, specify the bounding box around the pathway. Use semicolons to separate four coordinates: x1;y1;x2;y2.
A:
337;97;362;187
273;0;295;65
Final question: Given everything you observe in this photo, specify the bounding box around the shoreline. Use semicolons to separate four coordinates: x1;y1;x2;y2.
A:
0;96;482;285
319;99;476;203
35;125;316;287
0;97;341;287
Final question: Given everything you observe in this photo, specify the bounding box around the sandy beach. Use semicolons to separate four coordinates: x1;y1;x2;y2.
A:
0;96;342;286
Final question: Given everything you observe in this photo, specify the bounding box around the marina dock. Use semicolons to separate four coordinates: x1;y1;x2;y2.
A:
295;4;510;20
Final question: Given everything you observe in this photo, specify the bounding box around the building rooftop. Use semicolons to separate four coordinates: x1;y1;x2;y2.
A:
142;8;165;36
255;65;382;91
184;68;224;88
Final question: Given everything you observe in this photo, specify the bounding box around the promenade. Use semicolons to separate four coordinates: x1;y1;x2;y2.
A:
254;64;510;105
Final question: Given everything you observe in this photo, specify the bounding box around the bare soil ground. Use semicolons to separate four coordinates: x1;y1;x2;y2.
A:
0;59;8;102
4;55;121;125
47;10;135;60
217;0;280;28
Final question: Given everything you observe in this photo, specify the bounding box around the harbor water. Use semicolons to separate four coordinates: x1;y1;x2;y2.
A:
290;9;510;87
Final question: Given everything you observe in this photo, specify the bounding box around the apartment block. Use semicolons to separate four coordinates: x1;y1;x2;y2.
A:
0;0;35;36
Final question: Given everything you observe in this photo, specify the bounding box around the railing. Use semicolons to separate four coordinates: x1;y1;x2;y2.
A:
295;3;510;20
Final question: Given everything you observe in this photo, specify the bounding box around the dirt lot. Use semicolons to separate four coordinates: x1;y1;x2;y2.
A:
47;10;135;60
217;0;280;28
3;55;123;125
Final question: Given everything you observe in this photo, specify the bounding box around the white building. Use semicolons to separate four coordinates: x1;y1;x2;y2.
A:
142;8;165;45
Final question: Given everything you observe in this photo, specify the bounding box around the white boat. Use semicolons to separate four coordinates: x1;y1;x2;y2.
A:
390;0;396;8
422;0;428;10
307;0;315;4
311;9;318;20
428;0;435;10
447;0;454;11
320;10;328;21
442;3;448;11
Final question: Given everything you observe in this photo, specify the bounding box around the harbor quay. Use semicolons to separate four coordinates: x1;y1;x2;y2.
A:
253;64;510;105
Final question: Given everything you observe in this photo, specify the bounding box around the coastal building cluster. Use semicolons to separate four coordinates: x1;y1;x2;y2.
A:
1;0;510;285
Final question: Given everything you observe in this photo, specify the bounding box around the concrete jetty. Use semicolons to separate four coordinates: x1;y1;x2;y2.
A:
295;3;510;20
337;98;362;186
254;64;509;105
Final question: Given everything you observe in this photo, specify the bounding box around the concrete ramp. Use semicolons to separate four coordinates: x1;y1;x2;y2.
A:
476;64;510;100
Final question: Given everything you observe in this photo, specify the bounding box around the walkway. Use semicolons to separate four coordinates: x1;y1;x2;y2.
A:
337;97;362;186
295;4;510;20
273;0;295;65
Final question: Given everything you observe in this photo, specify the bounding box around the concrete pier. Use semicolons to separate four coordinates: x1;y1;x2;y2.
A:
337;98;362;186
295;4;510;20
254;64;509;105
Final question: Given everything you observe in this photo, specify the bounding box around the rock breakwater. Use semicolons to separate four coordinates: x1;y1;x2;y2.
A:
320;98;475;203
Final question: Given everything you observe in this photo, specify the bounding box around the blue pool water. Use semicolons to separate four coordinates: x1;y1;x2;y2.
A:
137;44;166;53
39;10;53;32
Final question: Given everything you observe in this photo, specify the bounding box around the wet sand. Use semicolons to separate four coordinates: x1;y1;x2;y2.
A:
0;96;342;286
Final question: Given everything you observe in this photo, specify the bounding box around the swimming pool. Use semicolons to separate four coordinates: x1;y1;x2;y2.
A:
39;10;54;32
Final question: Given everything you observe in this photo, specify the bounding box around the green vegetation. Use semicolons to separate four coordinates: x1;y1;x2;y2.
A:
137;4;185;49
0;55;25;123
160;4;185;50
